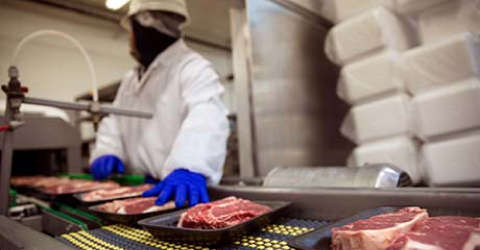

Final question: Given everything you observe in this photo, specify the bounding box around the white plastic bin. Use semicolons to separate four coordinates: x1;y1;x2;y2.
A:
325;7;413;65
421;130;480;187
321;0;379;24
413;78;480;140
401;33;480;95
418;0;480;45
338;50;404;105
381;0;450;14
341;94;413;144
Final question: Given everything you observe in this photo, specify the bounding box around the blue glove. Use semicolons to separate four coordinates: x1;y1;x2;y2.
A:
142;169;209;208
90;155;125;180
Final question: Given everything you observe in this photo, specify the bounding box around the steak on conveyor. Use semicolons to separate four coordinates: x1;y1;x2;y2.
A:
98;197;176;214
332;207;428;250
177;196;272;229
82;184;153;202
11;176;120;194
41;180;120;194
387;216;480;250
11;176;71;188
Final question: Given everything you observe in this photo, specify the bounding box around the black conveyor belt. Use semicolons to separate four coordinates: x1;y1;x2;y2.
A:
57;218;329;250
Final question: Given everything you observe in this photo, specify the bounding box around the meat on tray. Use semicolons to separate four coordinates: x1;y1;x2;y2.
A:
82;184;153;202
97;197;176;214
11;176;71;188
387;216;480;250
331;207;428;250
178;196;272;229
11;176;44;186
41;180;120;195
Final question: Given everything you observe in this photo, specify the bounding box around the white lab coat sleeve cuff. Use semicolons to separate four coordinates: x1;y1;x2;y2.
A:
89;115;125;165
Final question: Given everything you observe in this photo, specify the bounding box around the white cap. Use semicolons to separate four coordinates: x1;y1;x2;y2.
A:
120;0;190;30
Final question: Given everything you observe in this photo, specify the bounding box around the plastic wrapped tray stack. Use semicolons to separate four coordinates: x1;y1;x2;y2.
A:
325;0;480;187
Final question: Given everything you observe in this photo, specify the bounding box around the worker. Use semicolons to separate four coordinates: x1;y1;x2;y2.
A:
89;0;230;208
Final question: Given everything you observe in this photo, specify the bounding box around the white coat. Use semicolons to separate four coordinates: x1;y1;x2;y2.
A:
90;40;230;185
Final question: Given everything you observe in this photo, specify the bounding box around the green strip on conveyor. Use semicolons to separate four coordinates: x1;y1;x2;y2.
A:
56;203;104;226
57;173;145;186
9;189;17;207
43;207;89;231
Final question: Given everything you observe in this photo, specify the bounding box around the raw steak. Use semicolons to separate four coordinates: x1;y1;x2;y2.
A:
177;196;272;229
387;216;480;250
11;176;45;186
332;207;428;250
41;180;119;194
98;197;175;214
11;176;71;188
82;184;152;202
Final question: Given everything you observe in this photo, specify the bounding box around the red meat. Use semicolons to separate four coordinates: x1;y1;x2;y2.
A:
98;197;175;214
178;196;272;229
82;184;152;202
42;180;119;194
387;216;480;250
331;207;428;250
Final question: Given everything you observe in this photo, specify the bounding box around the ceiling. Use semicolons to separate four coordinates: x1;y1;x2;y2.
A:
73;0;244;49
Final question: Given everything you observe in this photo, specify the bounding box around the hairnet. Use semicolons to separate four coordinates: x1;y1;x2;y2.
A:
120;0;189;31
133;11;184;38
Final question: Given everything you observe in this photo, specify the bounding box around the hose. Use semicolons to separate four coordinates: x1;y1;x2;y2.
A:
11;30;99;102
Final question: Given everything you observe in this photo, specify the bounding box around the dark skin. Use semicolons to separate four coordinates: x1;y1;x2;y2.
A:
128;18;177;69
129;31;140;62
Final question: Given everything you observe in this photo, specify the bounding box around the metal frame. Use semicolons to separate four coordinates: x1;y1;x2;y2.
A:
0;116;83;174
230;6;257;178
0;215;77;250
210;186;480;220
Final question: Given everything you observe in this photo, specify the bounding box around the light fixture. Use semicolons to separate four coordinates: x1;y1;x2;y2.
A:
106;0;130;10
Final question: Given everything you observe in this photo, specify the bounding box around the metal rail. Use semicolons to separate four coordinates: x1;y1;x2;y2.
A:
0;103;15;216
23;97;152;119
210;186;480;220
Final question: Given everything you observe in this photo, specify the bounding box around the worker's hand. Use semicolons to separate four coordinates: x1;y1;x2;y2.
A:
142;169;209;208
90;155;125;180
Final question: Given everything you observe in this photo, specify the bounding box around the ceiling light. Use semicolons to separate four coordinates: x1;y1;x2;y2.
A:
106;0;130;10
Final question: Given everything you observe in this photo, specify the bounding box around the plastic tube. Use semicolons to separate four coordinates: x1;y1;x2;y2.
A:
11;30;99;102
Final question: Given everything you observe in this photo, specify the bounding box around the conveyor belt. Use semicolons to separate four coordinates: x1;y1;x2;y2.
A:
57;218;329;250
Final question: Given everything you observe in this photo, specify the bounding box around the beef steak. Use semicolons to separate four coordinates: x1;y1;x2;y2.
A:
98;197;175;214
386;216;480;250
82;184;152;201
42;180;119;194
332;207;428;250
178;196;272;229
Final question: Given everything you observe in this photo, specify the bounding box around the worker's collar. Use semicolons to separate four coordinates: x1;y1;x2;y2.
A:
150;39;185;67
134;39;186;90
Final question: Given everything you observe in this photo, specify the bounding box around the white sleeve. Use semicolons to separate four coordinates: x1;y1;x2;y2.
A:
162;59;230;185
89;79;128;164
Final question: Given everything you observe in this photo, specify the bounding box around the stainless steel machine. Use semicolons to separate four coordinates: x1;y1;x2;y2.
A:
0;115;83;175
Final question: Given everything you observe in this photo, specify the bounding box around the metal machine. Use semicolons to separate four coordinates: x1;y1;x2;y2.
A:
0;66;152;216
0;115;83;175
